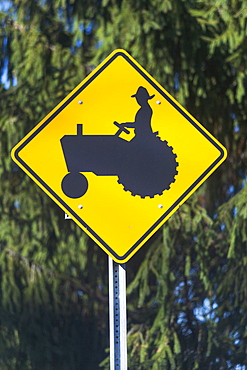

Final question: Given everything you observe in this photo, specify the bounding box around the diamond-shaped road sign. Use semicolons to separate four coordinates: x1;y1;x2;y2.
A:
11;49;227;263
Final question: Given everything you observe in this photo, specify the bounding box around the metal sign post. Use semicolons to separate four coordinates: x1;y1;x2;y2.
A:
108;256;127;369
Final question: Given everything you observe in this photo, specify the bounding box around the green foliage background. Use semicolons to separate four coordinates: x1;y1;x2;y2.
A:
0;0;247;369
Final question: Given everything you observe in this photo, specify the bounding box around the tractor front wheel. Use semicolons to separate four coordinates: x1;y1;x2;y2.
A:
62;172;88;198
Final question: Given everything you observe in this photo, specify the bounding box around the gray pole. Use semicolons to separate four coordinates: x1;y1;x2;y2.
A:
108;256;127;370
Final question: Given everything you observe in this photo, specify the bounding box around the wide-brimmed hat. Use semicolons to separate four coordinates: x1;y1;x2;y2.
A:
131;86;155;100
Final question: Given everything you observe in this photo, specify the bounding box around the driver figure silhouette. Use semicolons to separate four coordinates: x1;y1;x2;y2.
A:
114;86;155;140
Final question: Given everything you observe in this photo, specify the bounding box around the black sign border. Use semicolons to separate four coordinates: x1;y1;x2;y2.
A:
13;51;226;261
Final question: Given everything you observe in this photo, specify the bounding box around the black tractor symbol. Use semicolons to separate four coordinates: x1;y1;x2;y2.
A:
61;86;178;199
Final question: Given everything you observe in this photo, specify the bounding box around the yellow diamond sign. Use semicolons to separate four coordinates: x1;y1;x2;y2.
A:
11;49;227;263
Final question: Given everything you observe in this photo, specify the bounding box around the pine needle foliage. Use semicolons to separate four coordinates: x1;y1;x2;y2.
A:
1;0;247;369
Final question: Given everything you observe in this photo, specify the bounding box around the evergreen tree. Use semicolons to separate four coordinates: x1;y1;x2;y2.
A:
1;0;247;369
1;1;108;369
